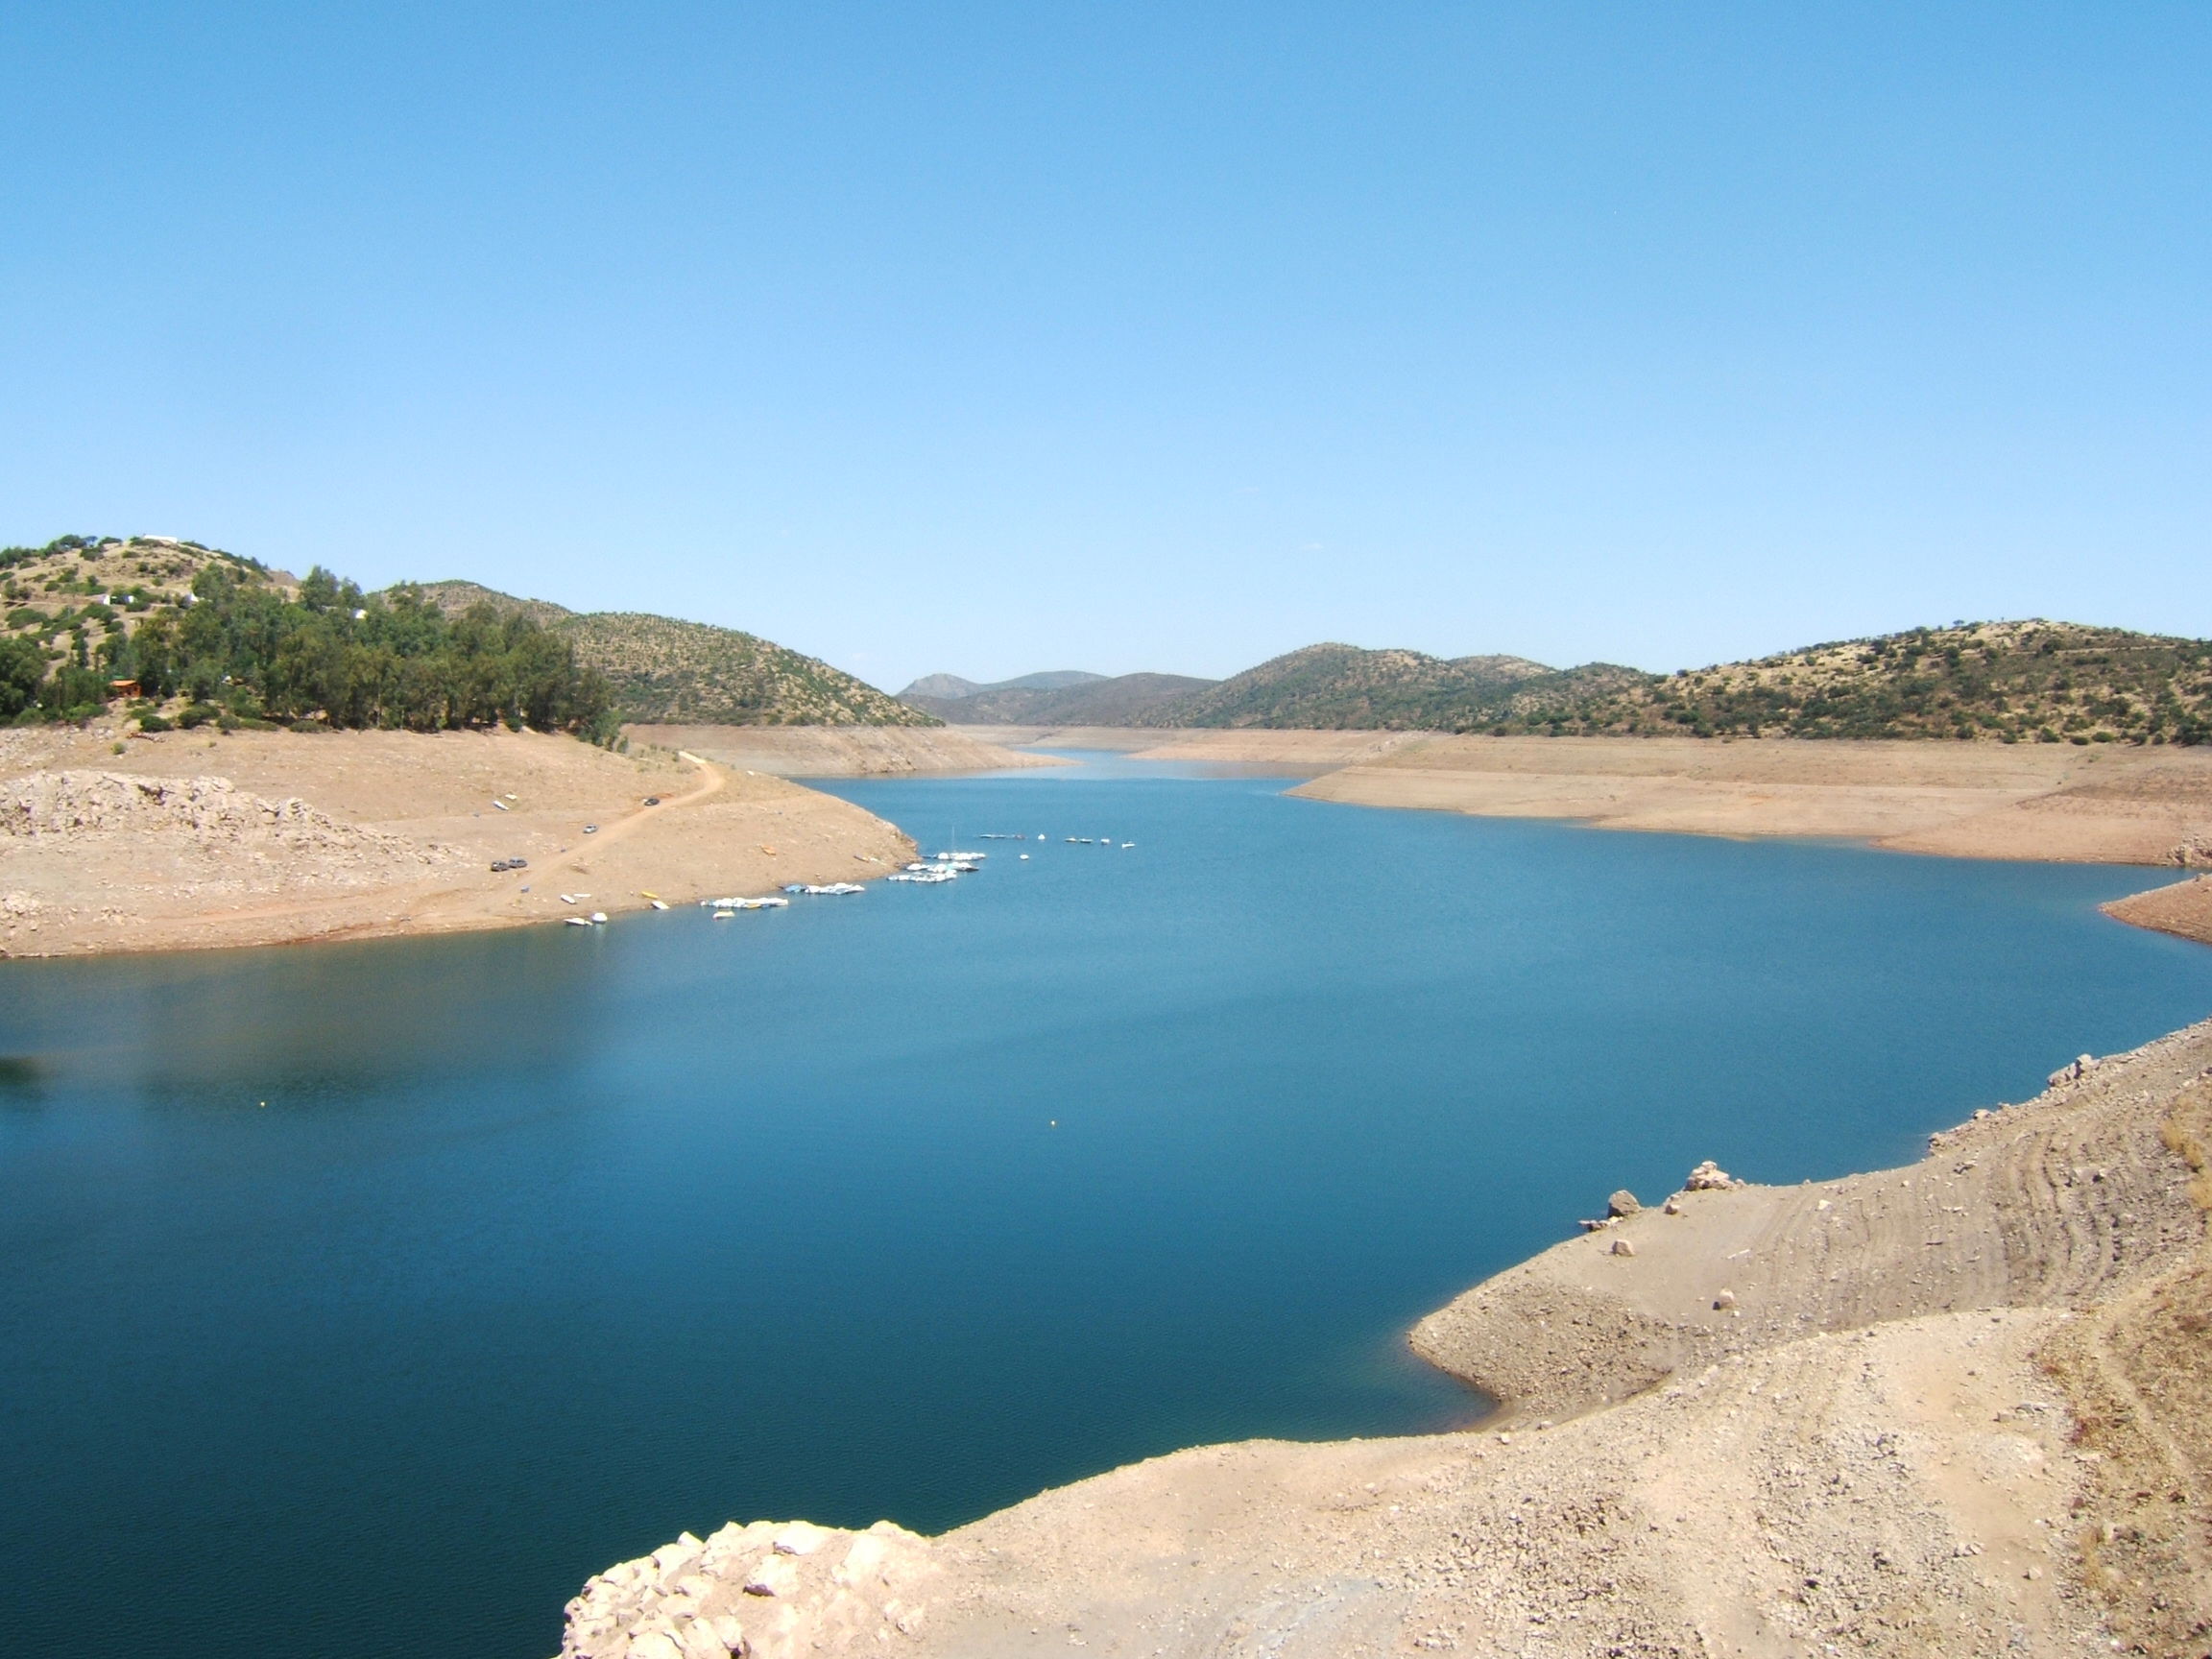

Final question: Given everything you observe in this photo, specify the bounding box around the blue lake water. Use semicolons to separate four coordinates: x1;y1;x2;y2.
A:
3;757;2209;1659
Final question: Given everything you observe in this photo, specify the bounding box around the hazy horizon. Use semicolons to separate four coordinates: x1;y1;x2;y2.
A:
6;5;2208;689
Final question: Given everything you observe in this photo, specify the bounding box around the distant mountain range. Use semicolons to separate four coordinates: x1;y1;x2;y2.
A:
901;621;2212;744
899;646;1642;731
900;670;1109;701
897;669;1218;725
402;581;935;728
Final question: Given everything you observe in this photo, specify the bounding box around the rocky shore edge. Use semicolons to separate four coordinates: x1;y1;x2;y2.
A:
550;1012;2212;1659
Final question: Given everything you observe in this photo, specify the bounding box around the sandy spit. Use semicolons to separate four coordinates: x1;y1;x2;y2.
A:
0;724;915;957
954;729;2212;870
1276;733;2212;868
554;1005;2212;1659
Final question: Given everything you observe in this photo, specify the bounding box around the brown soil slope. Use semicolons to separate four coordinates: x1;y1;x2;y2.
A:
553;1020;2212;1659
631;724;1066;777
0;723;912;956
2107;875;2212;947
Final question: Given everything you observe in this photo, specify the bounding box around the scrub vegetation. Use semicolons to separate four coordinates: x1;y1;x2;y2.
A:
0;536;613;737
1580;620;2212;745
0;541;931;734
405;581;936;728
1082;624;2212;743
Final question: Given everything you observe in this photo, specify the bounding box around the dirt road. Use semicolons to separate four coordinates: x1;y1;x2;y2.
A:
0;725;915;956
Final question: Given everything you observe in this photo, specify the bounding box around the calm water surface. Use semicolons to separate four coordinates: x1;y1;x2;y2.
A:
3;757;2208;1659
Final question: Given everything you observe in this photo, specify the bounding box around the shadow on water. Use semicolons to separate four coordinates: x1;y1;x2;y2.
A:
0;1052;46;1101
1;926;606;1106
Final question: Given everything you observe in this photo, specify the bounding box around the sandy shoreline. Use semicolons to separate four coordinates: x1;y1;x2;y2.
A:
556;1014;2212;1659
13;720;2210;960
0;724;917;958
539;738;2212;1659
9;715;2211;1647
968;727;2212;869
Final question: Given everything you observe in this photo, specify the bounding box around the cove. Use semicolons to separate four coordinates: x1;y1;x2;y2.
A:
3;757;2209;1659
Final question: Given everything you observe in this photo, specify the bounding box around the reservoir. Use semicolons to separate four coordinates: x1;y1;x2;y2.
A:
3;757;2208;1659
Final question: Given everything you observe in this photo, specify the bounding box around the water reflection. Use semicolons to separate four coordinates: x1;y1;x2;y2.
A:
0;926;606;1101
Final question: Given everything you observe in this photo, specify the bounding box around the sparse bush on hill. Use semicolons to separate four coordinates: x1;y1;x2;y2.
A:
1139;623;2212;743
1561;621;2212;745
397;580;934;728
3;539;615;737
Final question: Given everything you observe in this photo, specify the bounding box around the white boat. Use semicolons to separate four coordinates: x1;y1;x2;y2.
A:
1120;842;1135;849
704;895;789;910
589;912;609;924
564;916;592;928
649;900;670;911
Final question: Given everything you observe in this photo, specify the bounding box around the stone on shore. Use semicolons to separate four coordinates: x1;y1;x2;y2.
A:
1606;1189;1641;1217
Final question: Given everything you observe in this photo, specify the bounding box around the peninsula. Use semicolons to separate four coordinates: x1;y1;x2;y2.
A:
554;1011;2212;1659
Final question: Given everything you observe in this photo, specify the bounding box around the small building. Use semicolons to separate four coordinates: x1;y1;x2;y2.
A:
108;679;141;699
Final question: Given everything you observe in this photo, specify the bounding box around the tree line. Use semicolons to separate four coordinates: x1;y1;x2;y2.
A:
3;559;616;741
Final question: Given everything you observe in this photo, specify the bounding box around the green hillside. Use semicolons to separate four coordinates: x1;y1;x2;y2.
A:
1561;620;2212;744
397;582;932;727
1126;643;1651;731
556;611;932;727
0;537;611;733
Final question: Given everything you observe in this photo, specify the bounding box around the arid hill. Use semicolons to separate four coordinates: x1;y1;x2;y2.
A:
3;541;932;733
1570;619;2212;744
910;622;2212;742
2;533;294;659
1126;643;1647;731
402;580;934;729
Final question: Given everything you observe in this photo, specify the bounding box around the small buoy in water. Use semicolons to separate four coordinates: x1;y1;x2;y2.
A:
1049;1119;1057;1127
1019;854;1029;860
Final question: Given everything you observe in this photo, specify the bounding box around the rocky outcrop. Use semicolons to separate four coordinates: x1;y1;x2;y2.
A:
0;770;446;868
558;1520;939;1659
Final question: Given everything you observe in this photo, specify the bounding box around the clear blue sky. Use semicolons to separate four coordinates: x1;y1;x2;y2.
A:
4;4;2207;691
